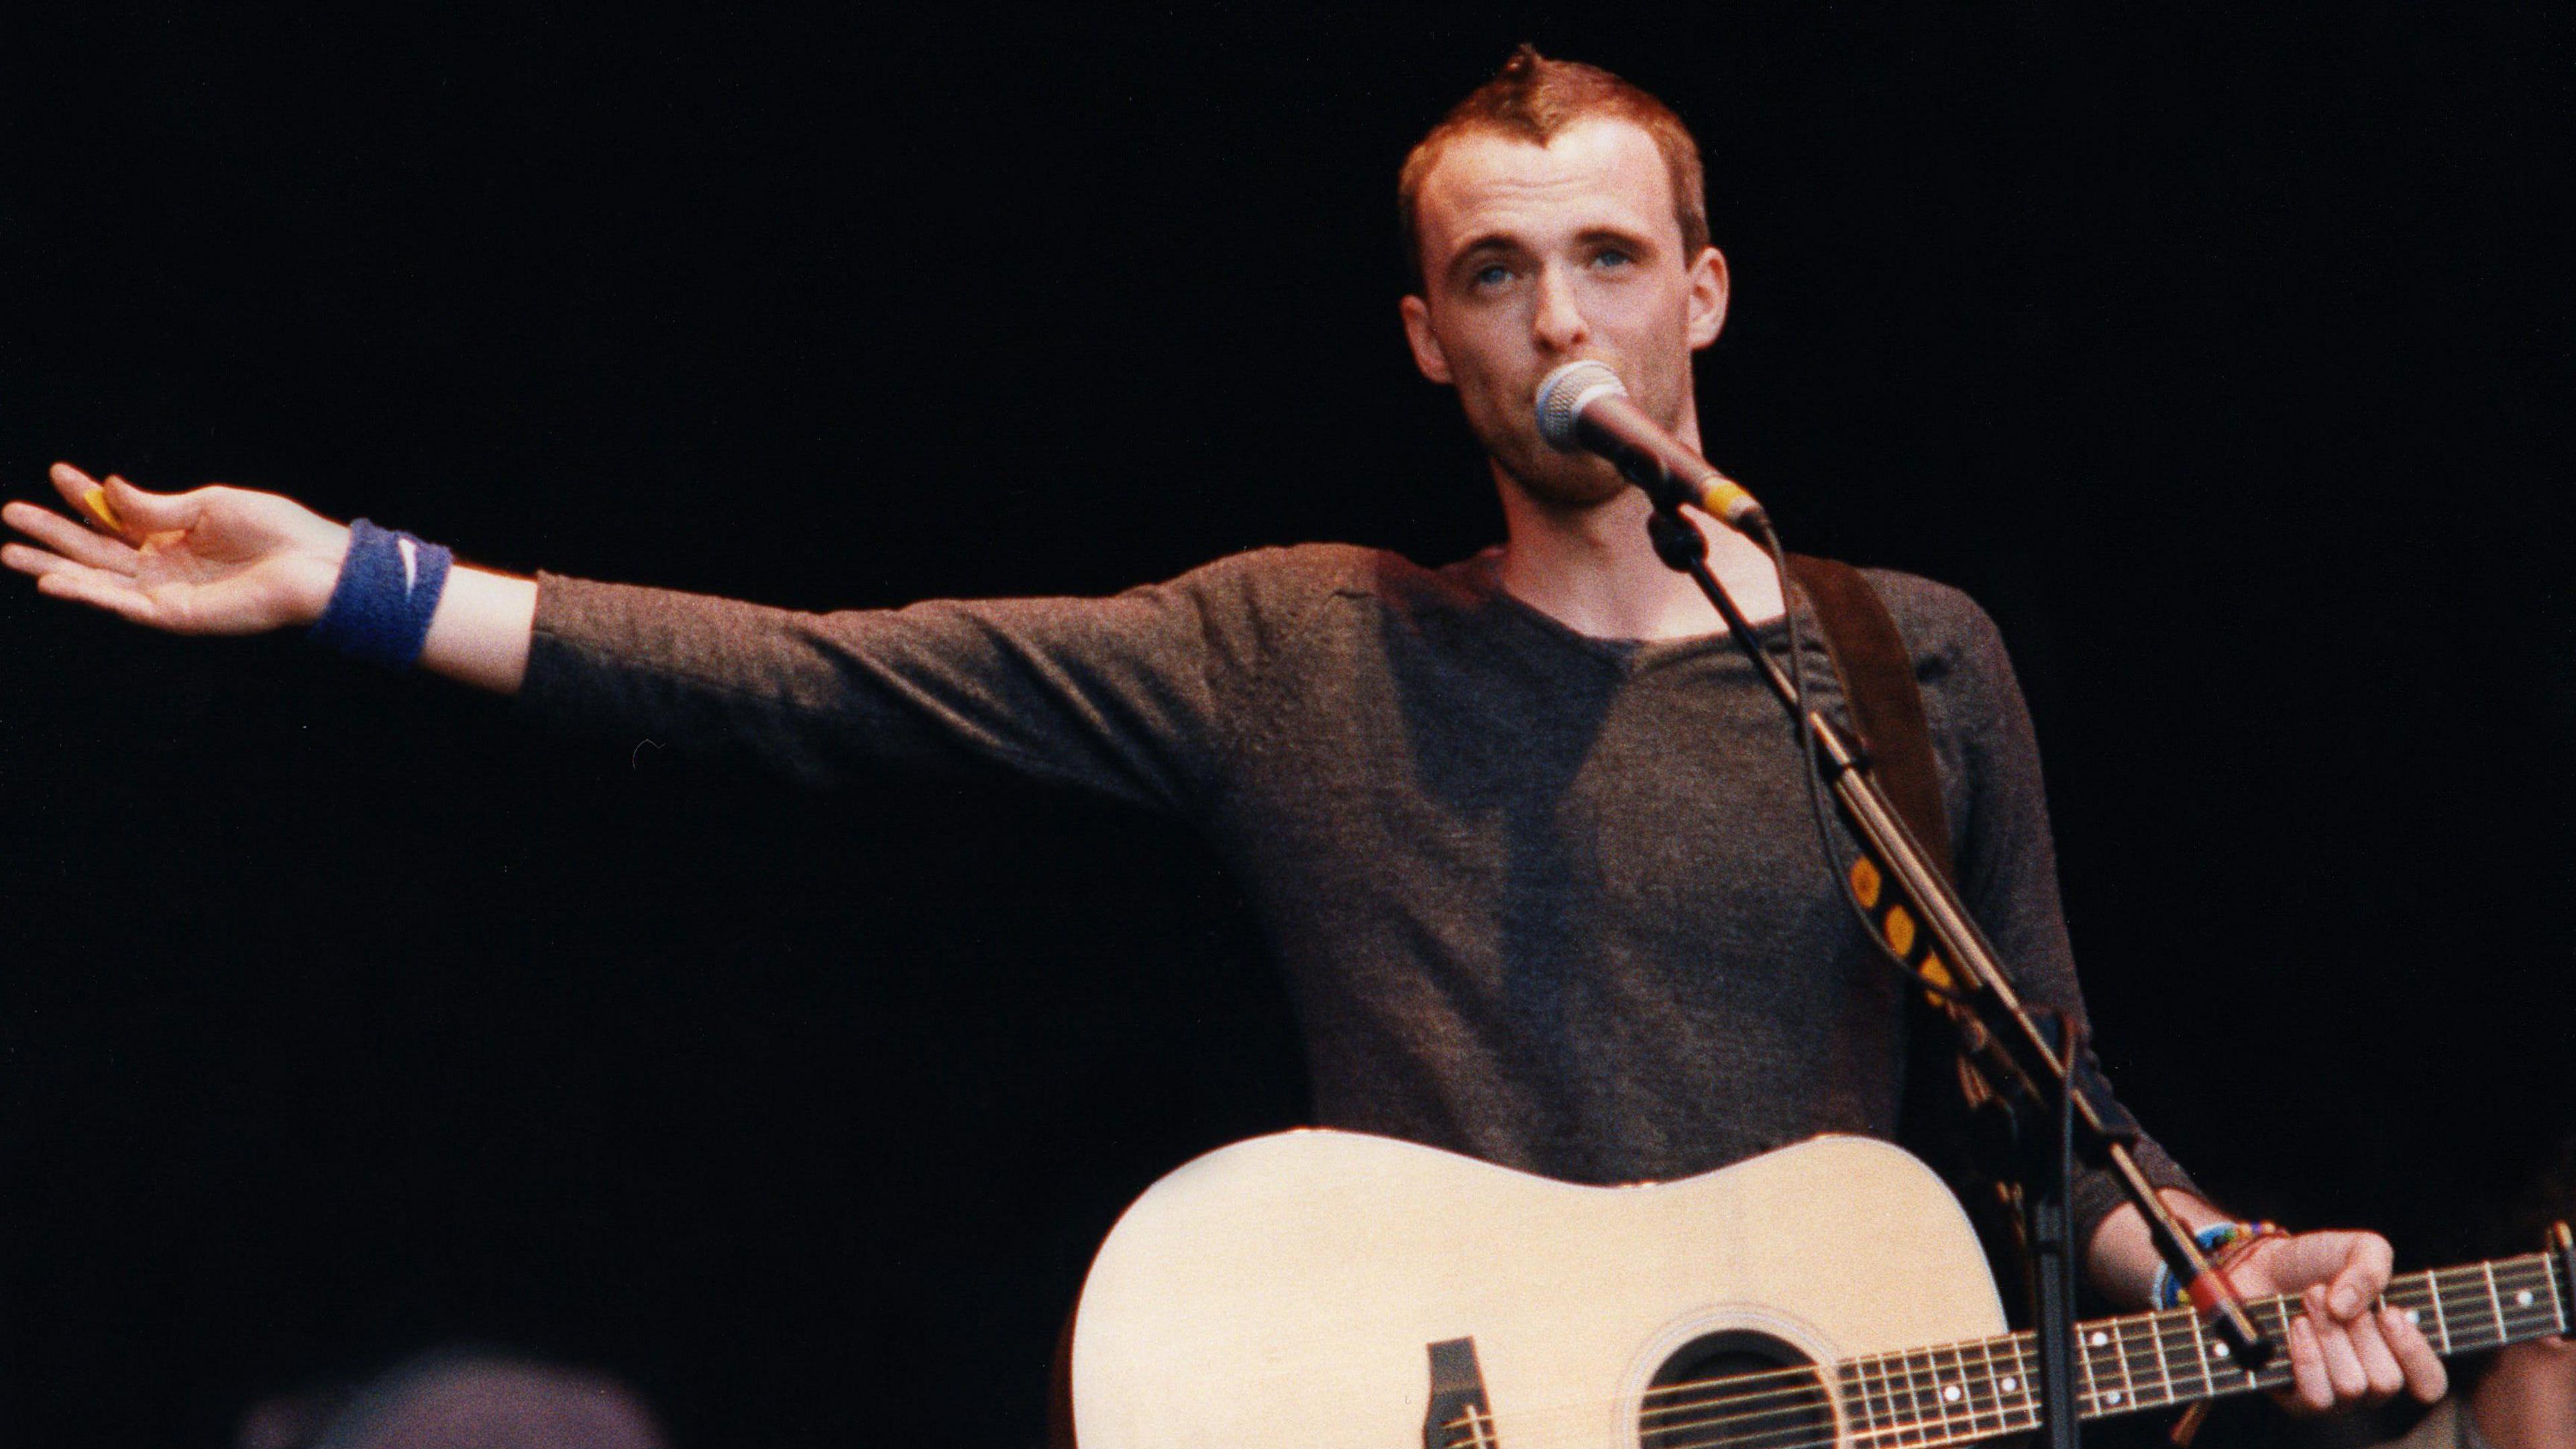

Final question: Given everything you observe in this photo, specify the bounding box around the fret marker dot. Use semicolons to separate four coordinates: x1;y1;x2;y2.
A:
1943;1385;1962;1402
2106;1391;2123;1405
2212;1342;2229;1358
2089;1331;2109;1347
2518;1290;2534;1307
2405;1309;2421;1325
2001;1377;2018;1393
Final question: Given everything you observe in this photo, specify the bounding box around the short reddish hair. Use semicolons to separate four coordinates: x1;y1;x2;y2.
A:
1398;45;1710;292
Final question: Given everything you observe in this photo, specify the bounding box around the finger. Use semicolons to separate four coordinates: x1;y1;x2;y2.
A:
2310;1290;2373;1403
2277;1311;2335;1414
49;464;207;537
101;474;207;535
2382;1306;2449;1402
47;460;100;508
46;461;123;532
1;500;142;574
3;539;86;579
2326;1234;2394;1319
31;563;160;627
2344;1306;2407;1402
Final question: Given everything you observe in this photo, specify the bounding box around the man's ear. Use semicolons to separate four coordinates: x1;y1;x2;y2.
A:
1686;246;1731;350
1399;294;1454;384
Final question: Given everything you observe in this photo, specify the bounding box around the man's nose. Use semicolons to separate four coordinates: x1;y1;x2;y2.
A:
1530;264;1589;352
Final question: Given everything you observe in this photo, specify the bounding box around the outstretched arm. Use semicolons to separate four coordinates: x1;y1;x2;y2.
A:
11;460;1267;811
3;463;537;693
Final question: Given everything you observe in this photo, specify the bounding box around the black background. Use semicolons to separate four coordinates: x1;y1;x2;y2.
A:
4;5;2571;1446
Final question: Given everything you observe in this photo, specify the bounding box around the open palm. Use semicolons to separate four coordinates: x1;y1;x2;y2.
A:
1;463;350;634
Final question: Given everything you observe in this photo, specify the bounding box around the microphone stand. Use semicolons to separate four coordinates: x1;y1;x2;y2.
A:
1638;501;2277;1449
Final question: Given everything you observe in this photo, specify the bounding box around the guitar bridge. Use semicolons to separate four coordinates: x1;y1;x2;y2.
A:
1424;1337;1499;1448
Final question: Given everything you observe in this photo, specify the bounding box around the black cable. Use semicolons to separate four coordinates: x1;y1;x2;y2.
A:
1754;521;1972;1009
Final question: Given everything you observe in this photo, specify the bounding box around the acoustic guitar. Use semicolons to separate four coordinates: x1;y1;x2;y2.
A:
1068;1130;2571;1448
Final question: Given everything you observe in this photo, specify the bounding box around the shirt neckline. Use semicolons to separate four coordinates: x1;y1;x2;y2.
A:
1453;548;1793;673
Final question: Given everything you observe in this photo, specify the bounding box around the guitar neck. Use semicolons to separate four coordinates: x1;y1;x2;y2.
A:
1833;1251;2571;1444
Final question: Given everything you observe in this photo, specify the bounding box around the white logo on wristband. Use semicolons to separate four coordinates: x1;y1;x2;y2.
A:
397;537;419;595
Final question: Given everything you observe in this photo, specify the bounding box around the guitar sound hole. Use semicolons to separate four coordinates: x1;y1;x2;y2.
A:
1639;1331;1830;1449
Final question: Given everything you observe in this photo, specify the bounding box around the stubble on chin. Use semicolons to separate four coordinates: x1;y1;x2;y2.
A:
1450;358;1646;511
1493;444;1629;511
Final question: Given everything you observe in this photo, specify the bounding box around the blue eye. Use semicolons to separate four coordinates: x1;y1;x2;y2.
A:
1594;249;1633;270
1473;263;1513;288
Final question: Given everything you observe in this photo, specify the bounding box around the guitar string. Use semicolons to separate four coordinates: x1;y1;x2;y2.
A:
1440;1333;2050;1449
1430;1261;2558;1449
1617;1258;2544;1423
1642;1328;2260;1449
1483;1324;2249;1449
1470;1336;2282;1449
1424;1251;2557;1448
1523;1295;2428;1448
1572;1309;2451;1449
1613;1258;2552;1413
1465;1387;2035;1449
1448;1264;2553;1449
1474;1287;2535;1449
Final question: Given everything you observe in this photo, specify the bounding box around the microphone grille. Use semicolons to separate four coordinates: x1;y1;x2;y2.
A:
1534;360;1627;451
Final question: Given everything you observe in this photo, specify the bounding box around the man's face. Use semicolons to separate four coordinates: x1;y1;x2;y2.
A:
1400;116;1728;510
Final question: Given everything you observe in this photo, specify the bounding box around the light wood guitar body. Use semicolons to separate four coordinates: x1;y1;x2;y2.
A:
1071;1131;2004;1448
1071;1129;2575;1448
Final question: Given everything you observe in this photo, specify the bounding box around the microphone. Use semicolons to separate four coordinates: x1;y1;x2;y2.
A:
1534;360;1768;533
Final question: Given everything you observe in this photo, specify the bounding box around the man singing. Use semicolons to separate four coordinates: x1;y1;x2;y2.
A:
5;46;2445;1426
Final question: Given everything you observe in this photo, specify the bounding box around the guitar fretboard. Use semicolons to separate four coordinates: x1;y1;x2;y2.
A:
1820;1252;2566;1447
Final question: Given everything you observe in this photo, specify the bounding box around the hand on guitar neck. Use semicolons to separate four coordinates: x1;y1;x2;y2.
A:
2231;1229;2451;1414
2090;1197;2449;1415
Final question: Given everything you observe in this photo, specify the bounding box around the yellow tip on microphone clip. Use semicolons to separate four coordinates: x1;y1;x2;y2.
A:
1695;476;1770;533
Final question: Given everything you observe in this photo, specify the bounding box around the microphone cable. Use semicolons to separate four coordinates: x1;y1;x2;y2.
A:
1755;517;1975;1010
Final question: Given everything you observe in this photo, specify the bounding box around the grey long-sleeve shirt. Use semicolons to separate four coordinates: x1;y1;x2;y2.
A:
517;542;2192;1244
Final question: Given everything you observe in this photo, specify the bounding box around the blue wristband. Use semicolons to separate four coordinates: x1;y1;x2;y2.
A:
308;519;453;669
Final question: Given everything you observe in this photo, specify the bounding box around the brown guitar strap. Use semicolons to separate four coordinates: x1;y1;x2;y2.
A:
1782;553;1953;882
1786;555;2043;1316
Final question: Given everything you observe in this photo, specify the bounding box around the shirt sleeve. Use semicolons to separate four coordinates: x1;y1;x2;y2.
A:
511;549;1297;816
1933;596;2205;1251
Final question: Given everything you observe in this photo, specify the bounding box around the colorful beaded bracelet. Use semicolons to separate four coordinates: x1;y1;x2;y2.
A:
2153;1220;2286;1309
